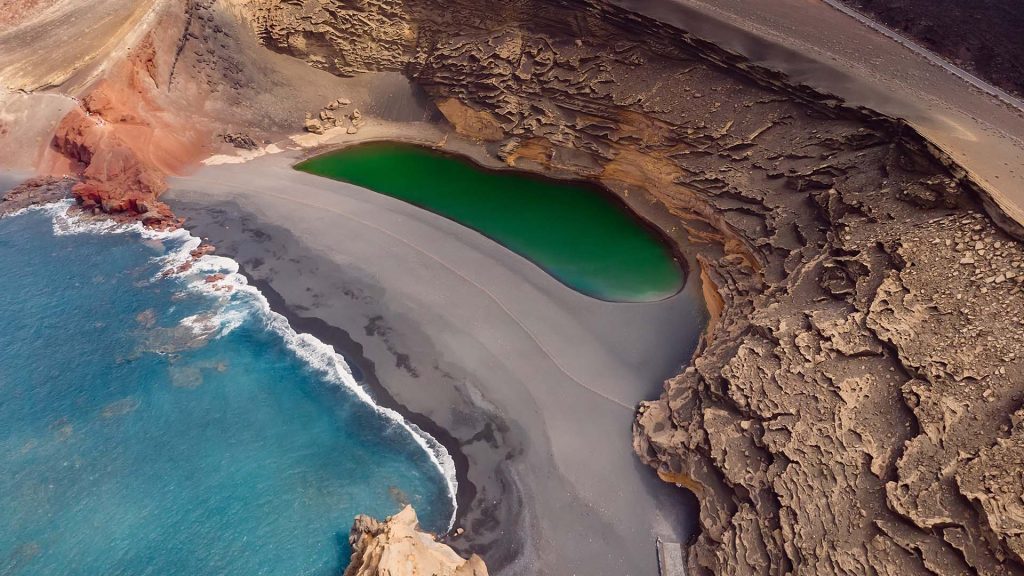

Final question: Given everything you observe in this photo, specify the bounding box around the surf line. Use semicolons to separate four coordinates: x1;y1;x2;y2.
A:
21;199;461;529
185;175;636;412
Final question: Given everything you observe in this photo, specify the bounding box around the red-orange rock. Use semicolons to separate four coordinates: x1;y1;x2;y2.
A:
190;244;216;259
45;16;213;230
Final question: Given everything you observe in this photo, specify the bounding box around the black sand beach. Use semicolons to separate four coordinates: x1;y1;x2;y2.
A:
167;152;708;576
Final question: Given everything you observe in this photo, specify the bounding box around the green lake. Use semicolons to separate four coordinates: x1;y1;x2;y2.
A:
295;142;684;302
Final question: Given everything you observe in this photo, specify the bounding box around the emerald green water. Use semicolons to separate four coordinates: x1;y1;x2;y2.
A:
296;143;684;301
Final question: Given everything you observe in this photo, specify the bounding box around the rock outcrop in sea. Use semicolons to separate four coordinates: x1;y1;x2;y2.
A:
0;176;73;217
344;506;488;576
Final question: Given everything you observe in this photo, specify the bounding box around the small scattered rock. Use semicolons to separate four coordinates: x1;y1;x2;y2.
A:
222;132;259;150
304;118;325;134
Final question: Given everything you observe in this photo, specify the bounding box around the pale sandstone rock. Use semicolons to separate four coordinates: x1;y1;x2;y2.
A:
344;506;488;576
303;117;324;134
435;98;505;142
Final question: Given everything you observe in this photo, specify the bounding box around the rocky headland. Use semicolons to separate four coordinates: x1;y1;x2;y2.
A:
2;0;1024;574
0;176;73;216
344;506;488;576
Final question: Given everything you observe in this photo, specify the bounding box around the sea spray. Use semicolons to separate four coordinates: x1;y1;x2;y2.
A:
152;222;460;528
21;199;458;526
0;201;457;574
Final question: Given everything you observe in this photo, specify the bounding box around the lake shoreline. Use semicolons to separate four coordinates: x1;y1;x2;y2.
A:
167;149;708;575
293;141;692;303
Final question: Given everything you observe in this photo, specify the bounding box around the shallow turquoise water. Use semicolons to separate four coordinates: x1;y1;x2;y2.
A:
296;143;685;302
0;205;452;575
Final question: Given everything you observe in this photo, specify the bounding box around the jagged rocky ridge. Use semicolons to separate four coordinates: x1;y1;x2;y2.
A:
231;0;1024;573
344;506;488;576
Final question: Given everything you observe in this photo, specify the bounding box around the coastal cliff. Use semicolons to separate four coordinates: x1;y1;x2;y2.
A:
4;0;1024;573
229;1;1024;574
344;506;488;576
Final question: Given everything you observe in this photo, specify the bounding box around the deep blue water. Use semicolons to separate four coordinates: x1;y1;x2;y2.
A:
0;205;453;575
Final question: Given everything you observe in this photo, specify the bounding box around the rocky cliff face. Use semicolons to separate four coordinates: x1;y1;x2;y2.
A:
20;0;358;228
25;1;217;228
344;506;488;576
229;1;1024;574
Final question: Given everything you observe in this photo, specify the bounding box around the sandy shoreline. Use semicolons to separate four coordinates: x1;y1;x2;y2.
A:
167;149;708;575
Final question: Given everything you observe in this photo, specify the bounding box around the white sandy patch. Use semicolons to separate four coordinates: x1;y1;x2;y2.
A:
201;118;450;167
202;142;288;165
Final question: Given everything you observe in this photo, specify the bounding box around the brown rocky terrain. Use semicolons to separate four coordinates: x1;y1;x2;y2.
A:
2;0;1024;574
844;0;1024;98
0;176;74;216
230;1;1024;574
6;0;217;227
0;0;373;226
0;0;51;32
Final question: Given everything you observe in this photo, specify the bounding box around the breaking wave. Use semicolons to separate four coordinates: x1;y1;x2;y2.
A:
21;199;458;529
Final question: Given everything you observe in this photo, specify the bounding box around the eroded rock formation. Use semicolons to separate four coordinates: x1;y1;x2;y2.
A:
344;506;488;576
229;1;1024;574
5;0;1023;572
31;0;347;228
37;4;214;228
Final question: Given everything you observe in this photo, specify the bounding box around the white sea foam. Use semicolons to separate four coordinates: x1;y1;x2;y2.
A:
3;198;74;222
197;274;460;530
22;201;459;529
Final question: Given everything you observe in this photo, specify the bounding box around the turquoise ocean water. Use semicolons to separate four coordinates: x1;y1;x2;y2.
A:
0;203;454;575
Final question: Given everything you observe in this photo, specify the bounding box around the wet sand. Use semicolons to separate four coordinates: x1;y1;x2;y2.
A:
167;150;707;576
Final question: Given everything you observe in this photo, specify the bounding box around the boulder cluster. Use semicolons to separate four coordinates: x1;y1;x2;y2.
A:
303;97;363;135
